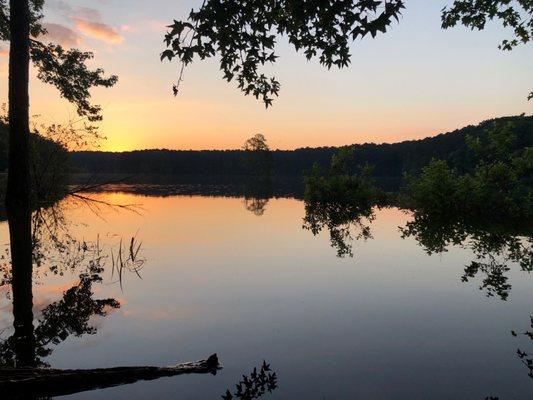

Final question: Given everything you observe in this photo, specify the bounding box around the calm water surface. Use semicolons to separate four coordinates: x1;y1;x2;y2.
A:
1;188;531;399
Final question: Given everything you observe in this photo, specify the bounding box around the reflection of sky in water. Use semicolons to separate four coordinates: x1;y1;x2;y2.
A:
1;194;532;399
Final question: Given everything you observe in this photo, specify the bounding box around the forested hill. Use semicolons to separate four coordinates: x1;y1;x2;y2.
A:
71;115;532;178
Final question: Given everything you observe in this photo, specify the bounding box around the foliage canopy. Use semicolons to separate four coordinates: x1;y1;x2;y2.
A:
162;0;405;106
303;147;379;257
0;0;117;122
403;121;532;224
442;0;533;51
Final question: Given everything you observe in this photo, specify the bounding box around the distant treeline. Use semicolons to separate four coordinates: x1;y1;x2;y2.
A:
1;116;531;179
69;115;532;178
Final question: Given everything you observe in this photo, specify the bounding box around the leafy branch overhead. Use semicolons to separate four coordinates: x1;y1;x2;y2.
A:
0;0;117;122
442;0;532;101
162;0;405;107
441;0;533;51
30;42;117;122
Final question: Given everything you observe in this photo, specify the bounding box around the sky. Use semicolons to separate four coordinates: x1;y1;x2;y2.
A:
0;0;532;151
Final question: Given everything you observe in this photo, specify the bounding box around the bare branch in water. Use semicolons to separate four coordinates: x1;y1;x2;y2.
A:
68;174;138;196
68;193;144;218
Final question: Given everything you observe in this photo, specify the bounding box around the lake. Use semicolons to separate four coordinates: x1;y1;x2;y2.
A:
1;183;531;399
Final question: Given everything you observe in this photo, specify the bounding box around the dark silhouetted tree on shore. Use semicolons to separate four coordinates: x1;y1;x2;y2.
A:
0;0;116;366
242;134;273;177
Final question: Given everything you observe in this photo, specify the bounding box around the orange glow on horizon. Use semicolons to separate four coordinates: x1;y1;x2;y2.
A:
27;81;527;152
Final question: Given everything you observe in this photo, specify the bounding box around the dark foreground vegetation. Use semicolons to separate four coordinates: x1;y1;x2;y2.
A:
300;119;532;389
1;1;531;398
0;122;68;207
303;118;532;262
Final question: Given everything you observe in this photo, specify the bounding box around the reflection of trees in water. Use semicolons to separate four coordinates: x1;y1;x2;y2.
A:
243;198;270;217
400;213;532;301
1;200;146;292
459;231;531;301
512;316;533;380
1;194;221;397
0;261;120;367
0;200;143;368
303;200;375;258
1;201;91;288
302;147;379;257
399;119;532;302
222;361;278;400
461;261;511;301
242;173;274;217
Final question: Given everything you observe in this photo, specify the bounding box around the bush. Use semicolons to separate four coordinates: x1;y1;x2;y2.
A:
404;121;532;224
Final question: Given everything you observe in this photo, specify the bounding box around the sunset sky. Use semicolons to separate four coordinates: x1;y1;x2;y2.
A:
1;0;532;151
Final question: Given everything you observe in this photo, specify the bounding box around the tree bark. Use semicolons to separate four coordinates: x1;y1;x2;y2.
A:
6;0;35;367
0;354;220;397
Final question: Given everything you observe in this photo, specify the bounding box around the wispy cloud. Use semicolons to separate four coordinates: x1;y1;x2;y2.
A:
45;0;123;46
47;0;102;21
73;6;102;22
46;0;72;14
43;22;81;47
74;19;124;44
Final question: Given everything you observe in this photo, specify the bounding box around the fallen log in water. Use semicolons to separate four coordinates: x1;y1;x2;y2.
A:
0;353;220;398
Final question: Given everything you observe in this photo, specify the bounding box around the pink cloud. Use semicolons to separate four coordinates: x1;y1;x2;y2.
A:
0;47;8;57
46;1;123;46
47;1;102;21
73;6;102;22
42;22;81;47
74;19;124;44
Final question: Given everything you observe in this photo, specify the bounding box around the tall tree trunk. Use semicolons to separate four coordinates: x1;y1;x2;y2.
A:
6;0;35;367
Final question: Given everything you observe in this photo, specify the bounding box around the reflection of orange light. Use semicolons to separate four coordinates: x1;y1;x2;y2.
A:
0;194;419;334
370;206;412;238
102;192;137;205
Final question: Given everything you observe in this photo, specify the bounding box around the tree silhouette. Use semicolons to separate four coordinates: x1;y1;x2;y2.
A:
510;316;533;380
400;210;532;301
162;0;405;106
0;264;120;368
442;0;532;51
242;134;274;177
303;147;378;257
1;1;117;367
221;361;277;400
163;1;532;102
441;0;533;99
